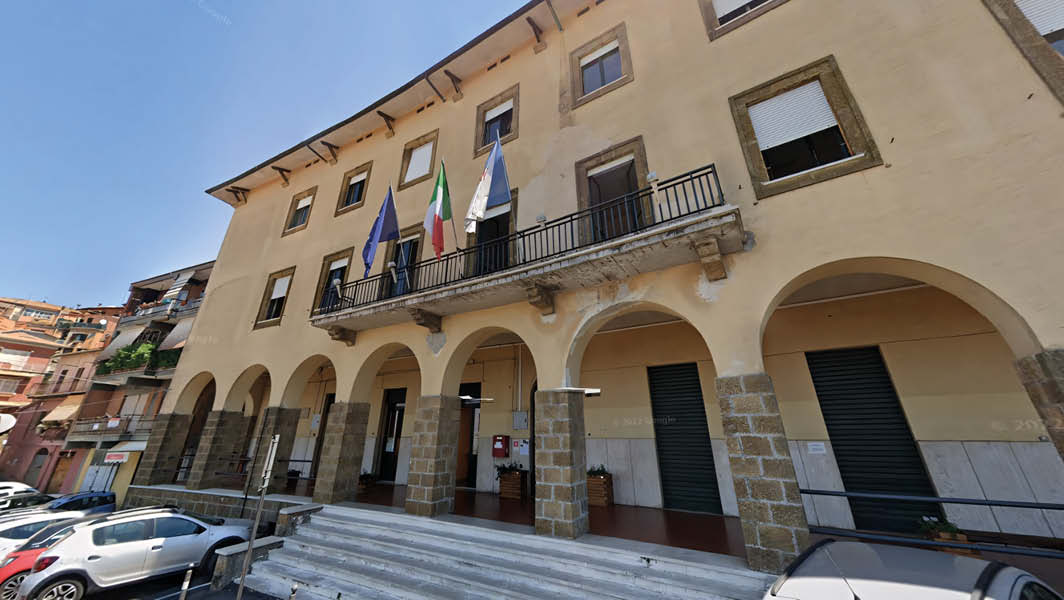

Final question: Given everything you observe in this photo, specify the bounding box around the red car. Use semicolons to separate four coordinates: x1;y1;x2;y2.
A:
0;518;87;600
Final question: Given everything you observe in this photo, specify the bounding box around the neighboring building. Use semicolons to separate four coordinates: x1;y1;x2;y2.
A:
63;262;213;504
128;0;1064;576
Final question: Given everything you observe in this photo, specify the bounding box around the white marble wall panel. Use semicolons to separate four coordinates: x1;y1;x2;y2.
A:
920;442;998;531
960;441;1052;536
586;438;608;473
788;440;855;530
361;436;376;476
711;439;738;516
631;439;664;508
394;437;411;485
476;437;495;493
1010;442;1064;537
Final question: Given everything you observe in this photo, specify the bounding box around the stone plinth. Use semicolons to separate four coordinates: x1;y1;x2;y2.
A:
1016;350;1064;458
186;411;250;491
534;389;589;539
313;402;370;504
132;413;192;486
405;395;460;517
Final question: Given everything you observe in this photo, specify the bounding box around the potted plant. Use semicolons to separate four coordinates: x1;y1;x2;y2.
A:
919;516;977;556
495;462;526;500
587;465;614;507
358;471;376;495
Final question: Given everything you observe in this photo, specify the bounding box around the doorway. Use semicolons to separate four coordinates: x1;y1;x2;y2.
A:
456;382;482;489
377;388;406;482
647;363;723;514
474;207;511;276
309;393;336;489
805;346;942;532
586;156;644;241
385;236;420;298
23;449;49;488
47;453;75;493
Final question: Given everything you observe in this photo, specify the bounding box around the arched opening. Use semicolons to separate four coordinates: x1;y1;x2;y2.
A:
277;355;337;498
23;448;50;488
347;342;423;506
174;374;215;483
760;261;1064;540
219;365;271;492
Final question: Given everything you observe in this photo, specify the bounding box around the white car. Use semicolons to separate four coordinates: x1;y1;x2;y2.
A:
0;487;35;500
17;506;249;600
767;540;1061;600
0;513;85;564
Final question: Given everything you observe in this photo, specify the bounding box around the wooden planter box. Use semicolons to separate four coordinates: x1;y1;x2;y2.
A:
587;474;614;507
933;531;979;557
499;471;527;500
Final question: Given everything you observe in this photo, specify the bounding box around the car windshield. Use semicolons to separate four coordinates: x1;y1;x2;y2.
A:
44;494;89;510
19;523;75;551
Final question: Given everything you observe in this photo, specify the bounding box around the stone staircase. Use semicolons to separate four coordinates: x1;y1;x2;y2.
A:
243;504;775;600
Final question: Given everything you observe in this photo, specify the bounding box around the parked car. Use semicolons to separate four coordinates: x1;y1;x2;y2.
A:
0;518;92;600
0;487;35;501
17;506;250;600
0;495;54;514
766;540;1061;600
0;492;115;522
0;512;87;566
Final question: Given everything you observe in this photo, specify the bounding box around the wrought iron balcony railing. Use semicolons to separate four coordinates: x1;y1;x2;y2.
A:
70;415;155;436
314;163;725;316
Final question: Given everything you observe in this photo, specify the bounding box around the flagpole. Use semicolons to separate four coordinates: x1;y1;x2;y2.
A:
443;161;462;251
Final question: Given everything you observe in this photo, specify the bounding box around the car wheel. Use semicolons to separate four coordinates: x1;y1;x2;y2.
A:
0;571;28;600
198;547;219;577
34;579;83;600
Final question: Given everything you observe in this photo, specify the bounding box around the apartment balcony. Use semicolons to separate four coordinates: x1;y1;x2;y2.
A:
66;414;155;444
57;320;106;332
93;348;182;385
311;164;745;336
118;297;202;326
26;378;93;397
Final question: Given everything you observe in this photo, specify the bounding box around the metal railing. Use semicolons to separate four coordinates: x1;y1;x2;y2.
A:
315;163;725;315
26;378;93;396
70;415;155;436
800;488;1064;559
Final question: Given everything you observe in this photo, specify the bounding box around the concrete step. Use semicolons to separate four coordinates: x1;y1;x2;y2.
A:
244;561;396;600
315;505;772;598
297;518;760;600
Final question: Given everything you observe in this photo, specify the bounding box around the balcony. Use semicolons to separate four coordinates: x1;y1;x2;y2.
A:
119;296;203;326
312;164;746;334
93;347;182;385
57;320;106;332
67;414;155;443
26;378;93;397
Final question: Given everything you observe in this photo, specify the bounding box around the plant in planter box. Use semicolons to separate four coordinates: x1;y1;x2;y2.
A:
919;516;977;556
358;471;376;495
495;462;526;500
586;464;614;507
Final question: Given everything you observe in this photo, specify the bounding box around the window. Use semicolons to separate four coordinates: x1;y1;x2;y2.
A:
474;85;519;156
575;136;651;242
255;267;295;328
282;187;316;235
382;226;425;298
92;519;152;546
22;309;57;320
1015;0;1064;54
699;0;791;39
568;23;634;110
0;348;32;370
397;130;439;190
729;55;881;199
335;161;372;215
0;379;17;394
1020;581;1062;600
983;0;1064;106
467;190;519;276
0;519;59;539
313;248;353;313
154;517;205;538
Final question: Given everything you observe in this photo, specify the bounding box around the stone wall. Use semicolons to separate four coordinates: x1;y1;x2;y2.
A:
313;402;369;504
132;413;192;486
1016;350;1064;458
534;389;589;539
187;411;251;491
125;485;303;525
405;395;460;517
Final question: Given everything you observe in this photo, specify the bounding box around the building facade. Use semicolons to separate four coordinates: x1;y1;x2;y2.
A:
129;0;1064;573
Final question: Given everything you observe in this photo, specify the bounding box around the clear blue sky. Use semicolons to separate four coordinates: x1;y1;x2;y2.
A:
0;0;525;307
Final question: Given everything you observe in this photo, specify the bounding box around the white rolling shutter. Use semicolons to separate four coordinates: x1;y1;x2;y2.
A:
748;80;839;151
0;349;31;370
296;196;313;210
349;170;368;185
580;39;620;67
405;142;434;181
271;276;291;300
328;257;349;272
1015;0;1064;35
714;0;750;18
485;99;514;122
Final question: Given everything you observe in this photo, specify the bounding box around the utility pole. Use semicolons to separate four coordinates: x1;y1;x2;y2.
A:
236;433;279;600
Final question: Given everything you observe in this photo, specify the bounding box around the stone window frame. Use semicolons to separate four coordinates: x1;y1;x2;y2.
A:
981;0;1064;106
253;266;296;330
311;247;354;313
697;0;792;41
728;55;882;200
574;135;650;213
396;129;440;192
281;186;317;237
473;84;520;158
568;23;635;111
334;161;373;217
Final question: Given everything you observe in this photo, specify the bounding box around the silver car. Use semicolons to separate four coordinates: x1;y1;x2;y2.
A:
767;540;1061;600
0;513;87;563
17;506;249;600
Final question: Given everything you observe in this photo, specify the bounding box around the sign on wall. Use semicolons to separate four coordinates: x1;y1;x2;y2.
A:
103;452;129;464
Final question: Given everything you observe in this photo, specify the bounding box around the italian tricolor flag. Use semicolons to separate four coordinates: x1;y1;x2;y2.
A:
423;161;453;259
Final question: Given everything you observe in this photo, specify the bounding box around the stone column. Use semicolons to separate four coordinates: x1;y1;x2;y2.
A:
313;402;370;504
534;389;589;539
186;411;249;490
132;412;192;486
1016;350;1064;457
716;373;809;574
405;395;460;517
244;407;301;494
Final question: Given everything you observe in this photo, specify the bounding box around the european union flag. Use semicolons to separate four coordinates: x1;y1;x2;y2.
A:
362;186;400;278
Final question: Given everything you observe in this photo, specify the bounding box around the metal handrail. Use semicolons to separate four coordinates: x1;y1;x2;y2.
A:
799;488;1064;511
314;163;725;315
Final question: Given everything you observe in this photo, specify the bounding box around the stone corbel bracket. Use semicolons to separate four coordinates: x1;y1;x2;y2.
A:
692;236;727;281
327;326;357;347
524;282;559;315
409;308;442;333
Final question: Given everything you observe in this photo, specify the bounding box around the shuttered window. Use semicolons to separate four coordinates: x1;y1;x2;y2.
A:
1015;0;1064;35
257;268;294;326
404;141;434;183
748;81;839;151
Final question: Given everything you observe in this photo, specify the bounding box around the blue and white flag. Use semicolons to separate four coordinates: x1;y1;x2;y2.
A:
464;136;512;233
362;186;400;278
